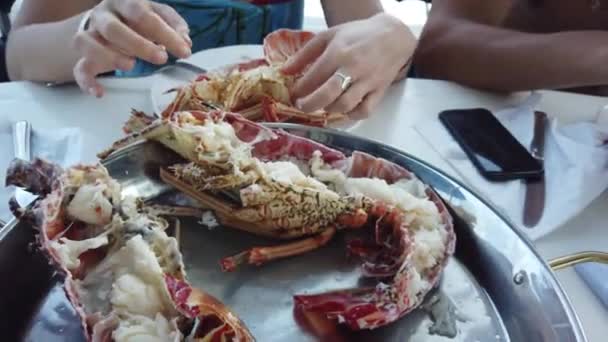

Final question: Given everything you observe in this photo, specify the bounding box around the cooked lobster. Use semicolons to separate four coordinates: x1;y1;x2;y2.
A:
161;29;347;127
5;158;254;341
99;109;456;331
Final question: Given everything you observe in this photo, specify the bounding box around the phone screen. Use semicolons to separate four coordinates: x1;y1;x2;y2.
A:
439;108;543;181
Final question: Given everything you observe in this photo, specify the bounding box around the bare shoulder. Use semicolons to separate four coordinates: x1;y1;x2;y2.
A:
12;0;98;28
502;0;608;32
429;0;516;25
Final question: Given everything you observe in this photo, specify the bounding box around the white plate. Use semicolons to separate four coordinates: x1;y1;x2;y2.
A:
150;45;360;131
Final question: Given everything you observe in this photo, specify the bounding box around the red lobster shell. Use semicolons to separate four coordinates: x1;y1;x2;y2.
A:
161;29;346;126
5;158;254;342
99;109;456;333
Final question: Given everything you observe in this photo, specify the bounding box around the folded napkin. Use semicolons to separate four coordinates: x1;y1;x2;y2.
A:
414;93;608;309
415;92;608;241
0;126;82;223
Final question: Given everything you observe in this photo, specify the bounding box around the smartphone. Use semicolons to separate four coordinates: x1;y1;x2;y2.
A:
439;108;543;181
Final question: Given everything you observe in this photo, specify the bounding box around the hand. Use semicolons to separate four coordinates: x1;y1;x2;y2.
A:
73;0;192;97
282;13;416;119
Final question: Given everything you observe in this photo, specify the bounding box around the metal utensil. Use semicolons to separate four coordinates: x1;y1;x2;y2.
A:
108;60;207;79
523;111;548;227
45;61;207;88
12;121;37;208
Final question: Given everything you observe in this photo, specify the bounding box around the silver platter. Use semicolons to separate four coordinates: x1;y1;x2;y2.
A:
0;123;586;342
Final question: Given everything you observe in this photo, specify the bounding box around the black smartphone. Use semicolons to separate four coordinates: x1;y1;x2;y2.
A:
438;108;543;181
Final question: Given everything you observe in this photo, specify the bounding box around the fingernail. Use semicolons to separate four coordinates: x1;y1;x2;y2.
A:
89;87;102;98
180;44;192;57
155;49;168;64
182;32;192;47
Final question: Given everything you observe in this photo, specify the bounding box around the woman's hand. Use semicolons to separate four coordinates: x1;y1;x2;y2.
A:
282;13;416;119
73;0;192;97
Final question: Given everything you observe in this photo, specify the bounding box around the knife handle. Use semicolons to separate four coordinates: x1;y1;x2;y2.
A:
531;111;548;160
12;121;31;161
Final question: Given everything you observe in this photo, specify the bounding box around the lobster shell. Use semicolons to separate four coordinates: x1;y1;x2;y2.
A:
5;158;254;342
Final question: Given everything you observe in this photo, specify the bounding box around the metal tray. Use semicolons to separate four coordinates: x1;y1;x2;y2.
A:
0;123;586;342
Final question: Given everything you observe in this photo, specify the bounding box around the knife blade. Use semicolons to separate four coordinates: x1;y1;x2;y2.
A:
522;111;548;228
12;121;38;208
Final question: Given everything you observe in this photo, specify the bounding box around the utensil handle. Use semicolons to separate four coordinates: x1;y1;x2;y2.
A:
531;111;548;159
549;251;608;271
12;121;31;161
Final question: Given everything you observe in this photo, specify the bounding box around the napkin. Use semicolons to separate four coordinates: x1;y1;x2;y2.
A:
414;92;608;309
0;126;82;223
414;92;608;241
574;262;608;309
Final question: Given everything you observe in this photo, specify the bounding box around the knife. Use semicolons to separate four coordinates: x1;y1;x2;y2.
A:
12;121;38;209
522;111;548;228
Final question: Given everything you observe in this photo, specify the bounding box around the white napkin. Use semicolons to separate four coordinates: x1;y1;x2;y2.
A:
414;93;608;240
0;126;82;223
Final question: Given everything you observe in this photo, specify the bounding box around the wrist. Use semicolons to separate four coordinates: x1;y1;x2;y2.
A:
375;13;416;81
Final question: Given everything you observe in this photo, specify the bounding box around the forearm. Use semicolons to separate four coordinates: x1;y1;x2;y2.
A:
321;0;383;26
414;18;608;92
7;13;84;82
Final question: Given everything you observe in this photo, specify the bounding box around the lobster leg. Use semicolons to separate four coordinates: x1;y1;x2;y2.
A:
160;168;239;214
220;227;337;272
143;204;204;218
236;102;263;121
122;110;157;133
97;120;169;159
261;96;347;126
161;86;190;118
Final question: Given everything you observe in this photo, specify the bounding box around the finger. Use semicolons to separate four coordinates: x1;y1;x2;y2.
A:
295;70;348;113
151;2;191;46
281;31;330;75
349;85;389;120
290;47;342;100
112;0;191;58
74;31;135;72
324;81;368;114
74;58;105;98
92;11;168;65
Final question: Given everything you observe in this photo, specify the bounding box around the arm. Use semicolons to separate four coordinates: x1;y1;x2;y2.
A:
321;0;383;26
7;0;96;82
414;0;608;92
7;0;191;97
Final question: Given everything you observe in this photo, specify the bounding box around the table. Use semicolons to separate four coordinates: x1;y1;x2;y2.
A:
0;75;606;341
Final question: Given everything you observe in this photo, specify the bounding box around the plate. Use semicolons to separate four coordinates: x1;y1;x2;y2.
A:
0;124;585;341
150;45;361;131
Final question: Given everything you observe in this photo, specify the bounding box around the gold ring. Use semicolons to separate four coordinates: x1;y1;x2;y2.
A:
334;71;352;91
